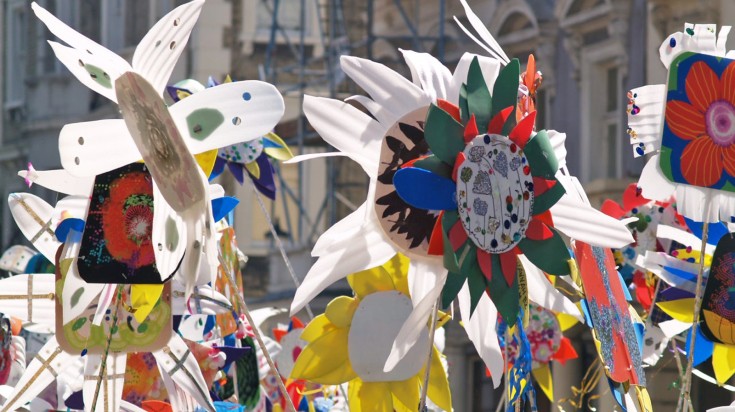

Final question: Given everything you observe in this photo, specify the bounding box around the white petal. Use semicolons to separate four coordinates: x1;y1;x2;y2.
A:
550;176;633;248
454;0;510;64
132;0;205;94
83;352;127;412
546;130;567;169
345;95;394;126
152;181;187;283
152;334;215;412
303;95;383;179
59;119;138;177
657;224;715;254
658;319;692;338
628;84;666;156
8;193;61;262
0;274;55;325
60;232;105;324
384;259;447;372
400;49;452;101
458;285;504;388
0;336;76;412
312;202;369;257
638;155;676;201
519;255;583;321
290;223;396;314
340;55;430;123
47;41;126;103
18;168;94;196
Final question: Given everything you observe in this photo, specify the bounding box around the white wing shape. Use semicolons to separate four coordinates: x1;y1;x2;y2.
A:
0;274;55;326
8;193;61;262
82;352;127;412
18;168;94;196
152;334;215;412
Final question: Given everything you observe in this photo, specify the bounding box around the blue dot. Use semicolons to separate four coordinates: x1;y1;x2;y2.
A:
491;239;498;248
731;216;735;223
669;38;677;48
504;220;511;229
242;92;251;101
635;147;645;156
484;135;491;144
511;214;518;223
631;208;638;214
81;349;87;356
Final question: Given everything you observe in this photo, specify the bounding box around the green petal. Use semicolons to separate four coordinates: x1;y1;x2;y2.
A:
442;210;461;273
459;84;470;124
424;105;465;165
466;57;493;129
486;253;519;325
532;179;565;214
524;130;558;179
491;58;520;135
441;270;467;309
467;265;487;316
518;228;571;276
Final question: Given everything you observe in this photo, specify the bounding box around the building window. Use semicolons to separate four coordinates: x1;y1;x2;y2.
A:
124;0;151;47
586;61;622;181
5;0;27;107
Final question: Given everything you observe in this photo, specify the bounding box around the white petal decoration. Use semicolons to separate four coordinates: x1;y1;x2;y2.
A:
638;156;676;201
59;119;135;177
550;188;634;248
0;245;37;273
345;95;394;126
60;230;105;324
82;352;127;412
0;336;76;412
400;49;452;101
547;130;567;169
454;0;510;64
0;274;55;326
131;0;205;94
519;255;583;321
8;193;61;262
384;259;447;372
152;334;215;412
303;95;384;179
458;285;504;388
172;283;233;315
659;24;728;69
627;84;666;157
657;224;716;253
658;318;692;338
18;168;94;197
310;202;369;257
340;55;430;124
290;221;396;314
152;181;187;282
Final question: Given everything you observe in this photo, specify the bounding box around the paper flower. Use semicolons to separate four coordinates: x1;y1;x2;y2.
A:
290;254;452;411
168;76;294;200
627;23;735;222
393;56;571;324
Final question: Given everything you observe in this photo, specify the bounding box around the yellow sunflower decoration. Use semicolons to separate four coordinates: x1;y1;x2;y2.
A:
290;253;452;411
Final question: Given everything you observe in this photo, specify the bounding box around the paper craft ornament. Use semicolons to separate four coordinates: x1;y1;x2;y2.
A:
0;245;41;273
700;232;735;344
393;56;571;323
290;254;452;411
627;23;735;222
573;241;645;385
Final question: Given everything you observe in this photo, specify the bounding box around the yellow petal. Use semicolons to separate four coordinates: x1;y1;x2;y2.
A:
348;379;363;412
703;310;735;344
656;299;695;323
348;263;396;298
290;327;356;384
194;149;218;177
532;364;553;401
130;284;164;323
712;343;735;384
350;381;392;412
300;314;335;342
325;296;357;328
635;386;653;412
245;160;261;179
390;378;419;412
426;347;452;411
556;313;579;332
263;132;295;160
383;253;411;296
223;74;232;83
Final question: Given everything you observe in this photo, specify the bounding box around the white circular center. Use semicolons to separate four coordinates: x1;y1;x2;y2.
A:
456;134;534;253
348;291;429;382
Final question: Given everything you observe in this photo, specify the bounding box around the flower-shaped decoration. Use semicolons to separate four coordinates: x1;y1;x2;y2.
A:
516;54;542;123
627;23;735;222
502;303;579;401
601;183;687;311
393;56;571;323
290;254;451;411
168;76;294;200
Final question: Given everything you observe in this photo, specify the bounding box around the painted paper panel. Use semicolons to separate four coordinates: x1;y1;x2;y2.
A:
701;233;735;344
215;227;244;336
660;52;735;192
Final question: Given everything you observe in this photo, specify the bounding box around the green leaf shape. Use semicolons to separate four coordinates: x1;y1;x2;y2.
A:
459;84;470;124
524;130;557;179
413;155;453;179
441;210;461;273
518;227;571;276
491;58;520;135
466;57;493;130
441;270;467;309
424;105;466;165
467;264;487;316
186;108;225;141
486;253;519;325
531;179;566;215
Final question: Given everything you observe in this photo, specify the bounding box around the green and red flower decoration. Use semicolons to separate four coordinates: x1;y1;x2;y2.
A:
393;57;571;324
